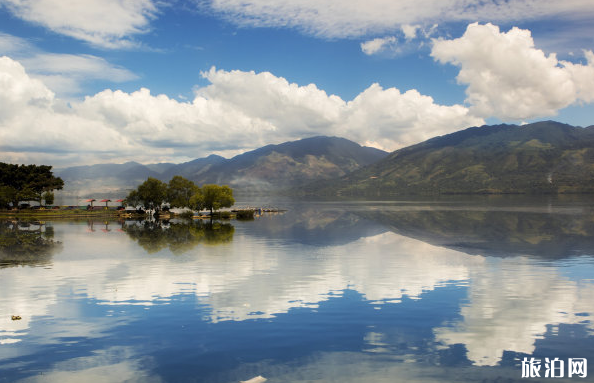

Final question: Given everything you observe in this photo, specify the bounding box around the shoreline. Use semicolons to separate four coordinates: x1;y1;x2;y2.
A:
0;207;267;220
0;209;124;219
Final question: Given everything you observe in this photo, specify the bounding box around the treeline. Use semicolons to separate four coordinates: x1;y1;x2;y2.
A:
0;162;64;209
125;176;234;214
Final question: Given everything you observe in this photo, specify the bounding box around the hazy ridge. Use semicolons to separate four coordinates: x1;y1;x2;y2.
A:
55;136;388;197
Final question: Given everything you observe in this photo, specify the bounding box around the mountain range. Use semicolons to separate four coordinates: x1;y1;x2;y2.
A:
300;121;594;196
55;136;387;197
56;121;594;198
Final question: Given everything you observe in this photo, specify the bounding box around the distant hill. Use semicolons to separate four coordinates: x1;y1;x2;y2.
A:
160;154;226;181
301;121;594;196
55;161;162;197
191;136;387;192
55;136;388;197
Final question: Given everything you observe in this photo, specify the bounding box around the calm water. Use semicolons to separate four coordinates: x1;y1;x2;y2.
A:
1;198;594;382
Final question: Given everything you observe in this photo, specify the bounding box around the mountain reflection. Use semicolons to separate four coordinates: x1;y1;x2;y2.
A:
123;220;234;253
242;203;386;246
1;201;593;375
0;220;62;267
357;206;594;258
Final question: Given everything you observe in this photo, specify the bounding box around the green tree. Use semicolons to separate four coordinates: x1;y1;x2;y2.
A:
188;189;203;212
200;184;235;216
42;191;54;206
124;190;141;209
17;187;37;205
136;177;168;211
27;165;64;207
0;186;17;209
0;162;63;208
167;176;200;209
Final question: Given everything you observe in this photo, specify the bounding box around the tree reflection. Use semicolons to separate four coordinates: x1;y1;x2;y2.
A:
0;220;62;267
123;220;234;254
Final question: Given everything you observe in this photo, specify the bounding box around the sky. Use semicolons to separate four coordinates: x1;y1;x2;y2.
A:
1;0;594;167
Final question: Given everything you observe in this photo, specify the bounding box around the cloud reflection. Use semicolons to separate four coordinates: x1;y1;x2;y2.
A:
435;257;594;366
1;211;593;370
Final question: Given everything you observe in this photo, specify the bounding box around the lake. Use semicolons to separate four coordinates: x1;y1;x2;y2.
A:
1;197;593;382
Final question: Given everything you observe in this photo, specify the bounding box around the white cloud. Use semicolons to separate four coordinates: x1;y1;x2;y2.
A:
360;36;397;55
199;67;483;151
431;23;594;120
22;53;139;95
0;0;159;49
0;32;30;53
401;25;419;40
0;56;483;165
342;83;482;149
0;56;136;158
21;54;138;82
207;0;594;39
0;55;54;119
0;33;138;96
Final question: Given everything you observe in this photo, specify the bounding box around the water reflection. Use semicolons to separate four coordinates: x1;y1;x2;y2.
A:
123;220;235;254
0;221;62;268
242;206;386;246
434;256;594;366
0;201;593;382
357;204;594;258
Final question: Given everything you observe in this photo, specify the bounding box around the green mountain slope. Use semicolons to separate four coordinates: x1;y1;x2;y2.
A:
302;121;594;196
193;136;388;191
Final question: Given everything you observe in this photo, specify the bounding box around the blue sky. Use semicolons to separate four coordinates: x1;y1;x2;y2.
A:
1;0;594;166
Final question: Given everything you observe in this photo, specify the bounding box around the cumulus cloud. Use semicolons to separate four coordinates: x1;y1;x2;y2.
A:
360;36;397;55
199;67;483;151
0;56;483;165
342;83;482;149
431;23;594;120
0;57;136;160
0;0;159;48
207;0;594;39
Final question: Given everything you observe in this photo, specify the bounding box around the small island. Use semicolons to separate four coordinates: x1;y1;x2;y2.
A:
1;163;256;220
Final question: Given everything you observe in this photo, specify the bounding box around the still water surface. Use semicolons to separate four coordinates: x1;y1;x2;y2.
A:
1;198;593;382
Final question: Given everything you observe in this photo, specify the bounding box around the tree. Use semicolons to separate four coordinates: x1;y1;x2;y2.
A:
0;162;63;208
17;187;37;206
27;165;64;207
136;177;168;211
0;186;17;209
124;190;141;209
42;191;54;206
200;184;235;216
167;176;200;209
188;190;203;212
